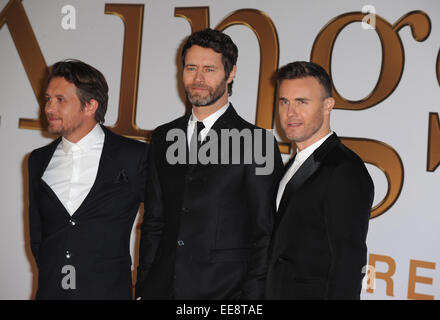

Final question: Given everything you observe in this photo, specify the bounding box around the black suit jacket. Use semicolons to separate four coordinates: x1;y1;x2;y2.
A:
265;133;374;300
135;104;284;299
28;125;148;299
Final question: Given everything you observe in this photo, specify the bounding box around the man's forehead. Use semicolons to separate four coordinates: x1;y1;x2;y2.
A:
279;77;323;96
185;45;223;64
46;78;77;97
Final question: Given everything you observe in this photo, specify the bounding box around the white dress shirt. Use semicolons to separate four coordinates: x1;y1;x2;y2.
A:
42;124;105;215
187;102;229;148
276;131;333;210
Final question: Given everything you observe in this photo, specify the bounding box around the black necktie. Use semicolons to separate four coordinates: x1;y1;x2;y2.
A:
190;121;205;152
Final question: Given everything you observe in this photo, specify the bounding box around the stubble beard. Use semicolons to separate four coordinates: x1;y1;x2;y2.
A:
284;117;325;144
185;79;227;107
47;117;84;139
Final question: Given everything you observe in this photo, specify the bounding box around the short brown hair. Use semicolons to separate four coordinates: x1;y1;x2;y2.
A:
48;59;109;123
181;28;238;96
277;61;333;98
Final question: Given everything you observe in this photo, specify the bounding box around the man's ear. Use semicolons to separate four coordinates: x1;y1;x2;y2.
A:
324;97;335;114
84;99;99;118
227;65;237;84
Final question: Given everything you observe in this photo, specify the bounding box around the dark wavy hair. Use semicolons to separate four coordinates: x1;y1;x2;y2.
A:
276;61;333;98
47;59;109;123
181;28;238;96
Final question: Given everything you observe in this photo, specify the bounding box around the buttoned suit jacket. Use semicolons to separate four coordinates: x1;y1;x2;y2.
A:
28;125;148;299
135;104;284;299
265;133;374;299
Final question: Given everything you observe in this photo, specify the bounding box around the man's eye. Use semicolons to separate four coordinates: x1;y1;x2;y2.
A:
279;99;289;106
57;97;64;102
206;68;214;72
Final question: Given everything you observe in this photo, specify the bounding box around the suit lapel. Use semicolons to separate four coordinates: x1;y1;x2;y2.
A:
71;125;119;218
38;137;61;178
37;137;74;218
274;133;341;226
276;155;320;217
209;103;238;133
182;113;192;165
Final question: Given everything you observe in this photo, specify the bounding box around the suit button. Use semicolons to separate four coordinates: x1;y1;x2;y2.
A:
66;250;71;259
177;240;184;247
69;220;76;226
187;176;193;181
181;207;189;214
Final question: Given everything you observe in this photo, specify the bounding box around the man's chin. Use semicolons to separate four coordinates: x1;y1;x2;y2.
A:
188;97;211;107
193;103;211;107
47;126;62;135
286;133;302;143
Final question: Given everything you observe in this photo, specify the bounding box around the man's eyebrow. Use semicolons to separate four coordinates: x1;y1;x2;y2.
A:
185;64;218;69
45;93;66;98
294;97;310;101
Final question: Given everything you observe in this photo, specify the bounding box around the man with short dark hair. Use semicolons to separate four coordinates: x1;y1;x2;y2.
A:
135;28;283;299
265;61;374;299
28;59;148;299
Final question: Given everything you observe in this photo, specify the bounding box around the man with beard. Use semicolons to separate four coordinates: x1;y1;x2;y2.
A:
135;28;283;299
28;59;148;299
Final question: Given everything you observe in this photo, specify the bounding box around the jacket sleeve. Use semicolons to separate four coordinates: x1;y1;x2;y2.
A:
28;152;42;266
135;142;149;203
135;131;165;298
324;162;374;299
240;131;284;299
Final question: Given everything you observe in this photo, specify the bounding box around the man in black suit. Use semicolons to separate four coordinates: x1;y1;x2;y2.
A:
265;61;374;299
28;59;148;299
135;28;283;299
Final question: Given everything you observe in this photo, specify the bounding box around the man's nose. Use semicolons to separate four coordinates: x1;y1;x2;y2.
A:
45;99;54;113
195;69;205;82
287;103;298;116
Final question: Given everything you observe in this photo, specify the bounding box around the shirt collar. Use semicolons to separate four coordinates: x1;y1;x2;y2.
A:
189;101;230;131
61;124;105;154
295;131;333;163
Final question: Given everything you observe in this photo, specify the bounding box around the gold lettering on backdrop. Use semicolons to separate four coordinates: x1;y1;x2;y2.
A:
216;10;287;152
0;0;49;129
437;50;440;86
427;112;440;172
1;4;435;194
431;53;440;172
341;138;403;219
105;4;151;141
311;11;431;217
174;7;209;32
407;259;435;300
367;254;396;296
311;10;431;110
175;8;289;153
